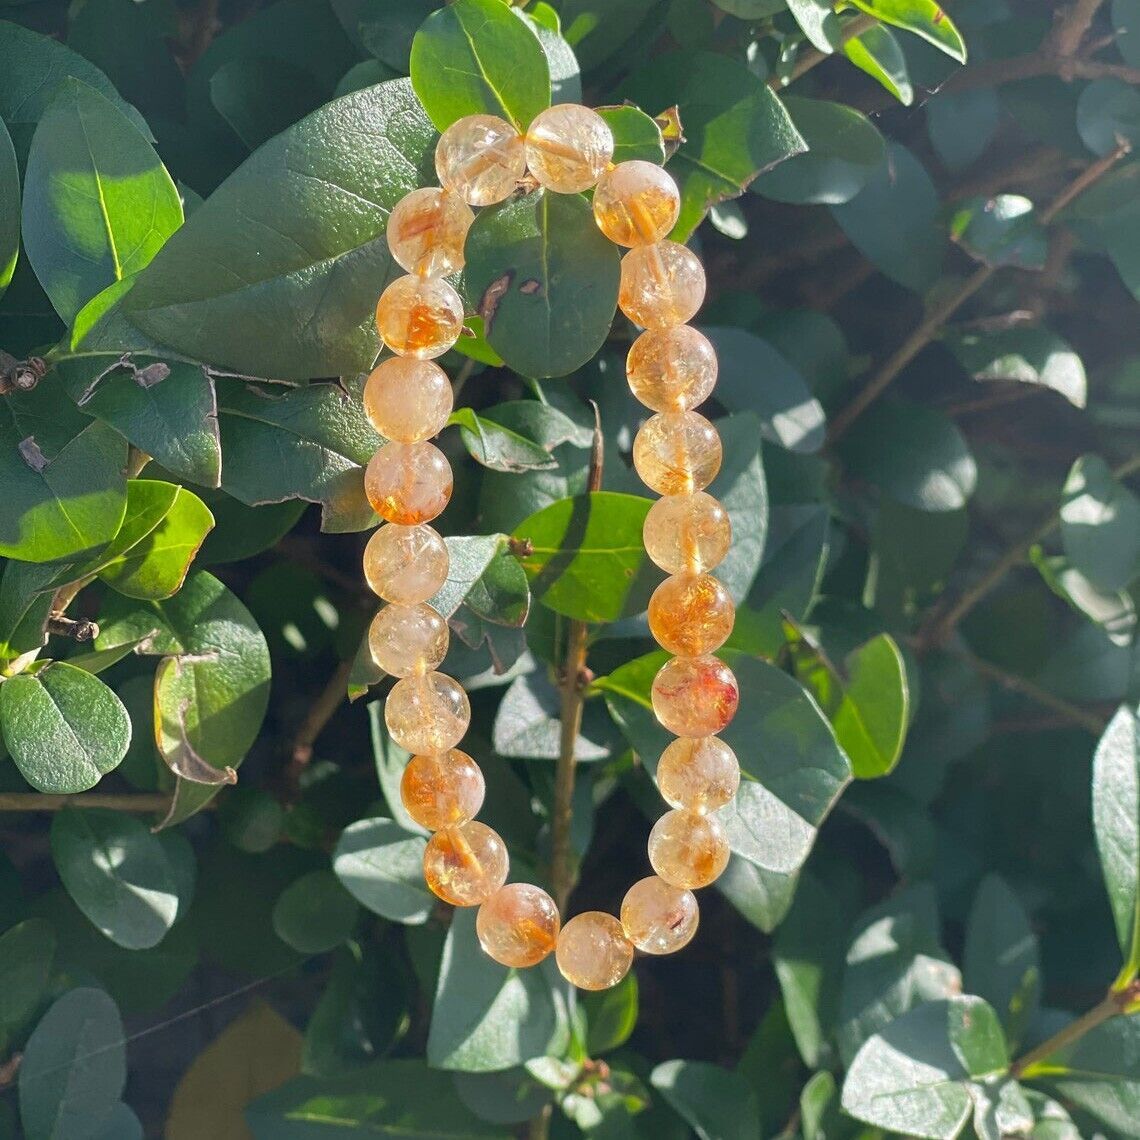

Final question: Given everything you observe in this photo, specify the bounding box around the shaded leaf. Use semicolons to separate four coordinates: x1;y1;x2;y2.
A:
0;116;18;297
950;195;1047;270
333;817;433;924
0;919;56;1051
945;328;1087;410
272;870;360;955
650;1059;760;1140
1061;454;1140;592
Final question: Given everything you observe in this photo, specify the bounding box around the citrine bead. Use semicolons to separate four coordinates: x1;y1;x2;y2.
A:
555;911;634;991
385;671;470;754
643;491;731;575
647;573;734;656
620;875;699;954
651;655;739;738
436;114;526;206
524;104;614;193
593;160;680;247
626;325;718;413
477;883;561;968
401;749;485;831
363;358;453;442
365;441;453;526
648;808;730;890
618;241;706;329
633;411;722;496
375;274;464;359
363;524;449;605
424;821;509;906
656;736;740;814
387;186;474;277
368;602;449;677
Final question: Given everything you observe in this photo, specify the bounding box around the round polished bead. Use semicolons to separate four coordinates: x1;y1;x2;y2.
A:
656;736;740;813
633;411;722;496
477;883;561;968
643;491;731;575
627;326;718;413
618;241;706;330
651;655;739;738
368;602;449;677
648;808;731;890
648;573;734;656
401;749;485;831
620;875;699;954
363;524;449;605
385;671;470;754
365;441;453;526
555;912;634;991
375;274;464;359
525;105;614;193
436;114;526;206
363;358;453;442
387;187;474;277
424;821;509;906
593;160;681;247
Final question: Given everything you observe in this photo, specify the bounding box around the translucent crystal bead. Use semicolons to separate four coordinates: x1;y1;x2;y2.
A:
633;411;722;496
618;241;706;329
375;274;464;359
363;358;453;442
368;602;449;677
401;749;485;831
424;821;509;906
363;524;449;605
648;808;730;890
643;491;731;574
620;875;699;954
387;186;474;277
626;325;718;413
651;655;739;738
555;911;634;991
385;671;470;754
436;114;526;206
647;573;734;656
524;104;614;193
477;882;561;968
365;441;453;526
656;736;740;813
593;160;680;247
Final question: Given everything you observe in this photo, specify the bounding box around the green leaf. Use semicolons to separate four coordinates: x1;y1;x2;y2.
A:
18;988;126;1140
0;662;131;793
410;0;550;131
0;116;18;297
332;817;434;924
0;560;55;662
450;405;563;473
1061;455;1140;592
583;973;639;1055
927;89;1001;171
22;79;181;324
752;96;886;206
597;105;666;165
848;0;967;63
272;870;360;955
950;195;1047;270
524;11;580;106
945;327;1087;410
1031;549;1136;646
1077;78;1140;157
427;908;570;1072
843;24;914;106
463;191;620;380
492;671;611;761
125;79;436;379
0;919;56;1051
429;535;531;628
209;58;327;152
50;808;179;950
788;0;843;53
650;1059;760;1140
1117;0;1140;68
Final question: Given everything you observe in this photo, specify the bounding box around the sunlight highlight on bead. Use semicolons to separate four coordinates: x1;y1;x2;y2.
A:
525;104;614;193
363;358;453;442
643;491;732;575
386;187;474;277
368;602;449;677
436;114;527;206
365;441;453;526
621;875;699;954
401;750;485;831
424;821;509;906
477;883;561;967
618;241;706;329
626;326;718;413
555;911;634;990
651;655;739;738
375;274;464;359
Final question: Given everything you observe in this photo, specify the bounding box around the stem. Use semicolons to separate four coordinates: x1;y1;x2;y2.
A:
0;793;205;813
288;658;355;786
527;1104;553;1140
1011;988;1131;1078
770;13;878;89
1050;0;1104;59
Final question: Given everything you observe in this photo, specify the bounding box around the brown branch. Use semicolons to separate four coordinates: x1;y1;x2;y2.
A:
1050;0;1105;60
944;51;1140;93
0;793;210;813
770;13;878;89
288;658;356;780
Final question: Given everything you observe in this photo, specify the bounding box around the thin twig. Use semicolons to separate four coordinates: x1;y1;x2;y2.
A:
289;658;356;777
769;13;878;89
1050;0;1105;60
0;793;209;813
944;51;1140;93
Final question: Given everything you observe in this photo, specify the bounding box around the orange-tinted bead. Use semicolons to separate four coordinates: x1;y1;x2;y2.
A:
555;912;634;991
647;573;734;656
401;750;485;831
651;655;739;738
626;325;718;413
476;882;561;968
620;875;699;954
375;274;464;359
525;105;614;193
436;114;526;206
643;491;731;575
368;602;449;677
365;441;453;525
593;160;680;246
633;411;722;495
385;671;470;754
386;186;474;277
618;241;706;329
656;736;740;813
363;358;453;442
424;821;509;906
648;808;730;889
363;524;449;605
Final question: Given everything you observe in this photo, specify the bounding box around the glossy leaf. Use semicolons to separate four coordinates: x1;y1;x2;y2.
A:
788;0;842;53
583;973;639;1055
598;105;666;165
844;24;914;106
333;817;433;924
848;0;967;63
450;404;567;473
0;116;18;297
1061;455;1140;592
945;327;1087;409
927;88;1002;171
951;195;1047;270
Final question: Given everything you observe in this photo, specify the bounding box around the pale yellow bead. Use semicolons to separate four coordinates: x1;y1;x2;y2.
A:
651;655;739;738
387;186;474;277
647;573;734;657
643;491;732;575
364;441;453;526
593;160;680;246
375;274;464;359
436;114;526;206
525;105;614;193
424;821;509;906
555;911;634;991
620;875;699;954
385;671;470;754
633;411;722;495
648;808;730;889
618;241;706;329
401;750;485;831
476;883;561;968
368;602;449;677
363;358;453;442
656;737;740;813
626;325;718;413
363;524;449;605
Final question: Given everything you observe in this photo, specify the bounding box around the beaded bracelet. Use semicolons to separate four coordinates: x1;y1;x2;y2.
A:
361;103;739;992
